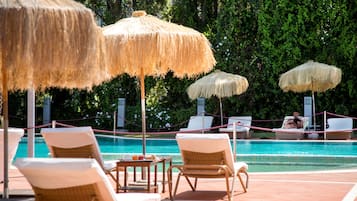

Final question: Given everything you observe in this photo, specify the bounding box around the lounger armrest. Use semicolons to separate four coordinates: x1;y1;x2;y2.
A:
171;164;231;176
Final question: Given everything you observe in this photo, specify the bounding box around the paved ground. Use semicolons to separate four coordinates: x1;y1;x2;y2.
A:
1;167;357;201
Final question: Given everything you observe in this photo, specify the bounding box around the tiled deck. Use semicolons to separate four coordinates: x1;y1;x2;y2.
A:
2;167;357;201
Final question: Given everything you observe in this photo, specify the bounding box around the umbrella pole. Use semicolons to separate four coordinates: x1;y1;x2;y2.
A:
312;91;316;131
2;57;9;199
324;110;327;140
233;122;237;162
140;68;146;156
219;97;223;126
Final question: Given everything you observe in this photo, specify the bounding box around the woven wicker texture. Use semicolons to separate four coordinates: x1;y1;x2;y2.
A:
33;182;103;201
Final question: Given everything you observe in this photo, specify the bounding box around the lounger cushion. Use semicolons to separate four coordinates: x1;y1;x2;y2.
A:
179;116;213;131
219;116;252;133
15;158;116;201
15;158;161;201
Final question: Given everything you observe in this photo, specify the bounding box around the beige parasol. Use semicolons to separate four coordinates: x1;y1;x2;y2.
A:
279;60;342;130
0;0;109;197
102;10;216;155
187;70;249;125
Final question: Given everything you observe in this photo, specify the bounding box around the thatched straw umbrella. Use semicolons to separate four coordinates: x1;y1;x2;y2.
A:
187;70;249;125
102;10;216;155
279;60;342;131
0;0;109;198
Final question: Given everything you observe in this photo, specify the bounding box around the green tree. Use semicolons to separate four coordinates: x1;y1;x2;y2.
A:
257;0;357;121
212;0;259;119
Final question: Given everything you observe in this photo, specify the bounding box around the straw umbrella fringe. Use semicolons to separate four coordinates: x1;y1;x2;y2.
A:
279;61;341;93
0;0;110;198
0;0;109;90
103;11;215;78
187;70;249;125
102;10;216;155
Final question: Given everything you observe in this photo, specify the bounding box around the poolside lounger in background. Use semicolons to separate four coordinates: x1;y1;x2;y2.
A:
41;126;119;183
168;133;249;201
273;116;309;140
325;117;353;140
15;158;161;201
219;116;252;138
0;128;24;183
179;116;214;132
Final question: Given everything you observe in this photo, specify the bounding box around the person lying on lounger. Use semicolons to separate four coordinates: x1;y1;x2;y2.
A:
284;112;303;128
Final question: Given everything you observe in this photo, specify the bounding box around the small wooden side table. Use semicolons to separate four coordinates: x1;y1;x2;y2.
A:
116;156;173;193
116;160;158;193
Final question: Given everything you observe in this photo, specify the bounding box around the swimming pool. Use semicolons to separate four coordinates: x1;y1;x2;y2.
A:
15;135;357;172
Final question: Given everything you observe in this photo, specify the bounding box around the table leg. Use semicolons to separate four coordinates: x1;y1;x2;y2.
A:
116;165;120;193
134;166;137;182
168;159;172;196
124;167;128;192
148;166;151;192
154;164;158;193
162;160;165;193
167;166;173;200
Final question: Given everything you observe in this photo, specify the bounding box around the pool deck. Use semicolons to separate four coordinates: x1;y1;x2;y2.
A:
2;167;357;201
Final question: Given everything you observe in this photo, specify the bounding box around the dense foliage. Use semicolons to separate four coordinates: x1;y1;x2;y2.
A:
7;0;357;132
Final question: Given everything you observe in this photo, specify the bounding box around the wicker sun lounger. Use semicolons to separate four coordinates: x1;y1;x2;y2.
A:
179;116;214;132
41;126;119;183
219;116;252;138
15;158;161;201
168;133;249;201
325;117;353;140
273;116;309;140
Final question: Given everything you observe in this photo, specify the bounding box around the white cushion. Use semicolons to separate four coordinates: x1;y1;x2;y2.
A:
15;158;161;201
326;118;353;131
179;116;213;131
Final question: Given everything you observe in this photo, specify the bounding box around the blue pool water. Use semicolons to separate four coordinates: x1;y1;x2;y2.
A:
15;135;357;157
15;135;357;172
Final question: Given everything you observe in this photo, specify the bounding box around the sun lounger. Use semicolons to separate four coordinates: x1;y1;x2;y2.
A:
168;133;248;201
15;158;161;201
0;128;24;183
273;116;309;140
219;116;252;138
325;118;353;140
41;126;119;183
179;116;214;132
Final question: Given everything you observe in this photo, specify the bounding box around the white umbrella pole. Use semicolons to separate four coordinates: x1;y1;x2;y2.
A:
312;91;316;131
219;97;223;126
140;68;146;156
2;60;9;199
324;110;327;140
233;122;237;162
27;89;35;157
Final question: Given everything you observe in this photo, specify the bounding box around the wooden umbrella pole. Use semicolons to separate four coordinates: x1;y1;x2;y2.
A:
140;68;148;180
312;91;316;131
140;68;146;156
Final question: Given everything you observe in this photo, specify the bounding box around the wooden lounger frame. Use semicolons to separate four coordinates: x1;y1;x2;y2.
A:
168;150;248;201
